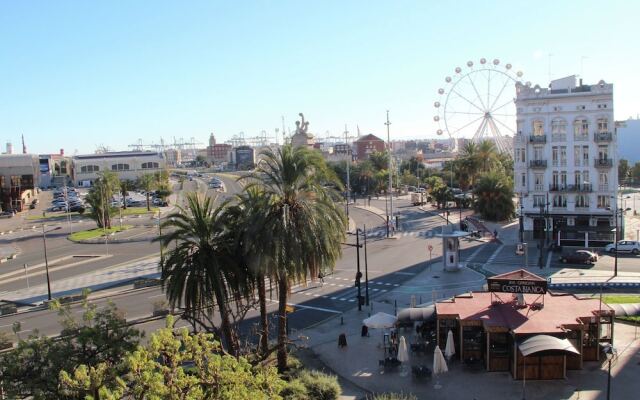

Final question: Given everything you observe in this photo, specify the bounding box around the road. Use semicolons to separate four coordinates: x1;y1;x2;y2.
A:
1;193;488;341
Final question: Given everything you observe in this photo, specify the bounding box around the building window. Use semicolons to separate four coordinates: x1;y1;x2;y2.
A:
552;147;558;166
521;173;526;187
599;173;609;191
141;162;159;169
553;195;567;208
80;165;100;173
516;148;526;163
532;120;544;135
575;195;589;208
552;171;559;188
574;171;582;186
560;146;567;166
533;195;545;207
533;146;543;160
551;118;566;136
534;174;544;191
574;146;580;167
597;195;610;209
111;163;130;171
598;145;609;160
597;118;609;133
573;118;589;139
560;171;567;188
517;120;524;135
582;146;589;165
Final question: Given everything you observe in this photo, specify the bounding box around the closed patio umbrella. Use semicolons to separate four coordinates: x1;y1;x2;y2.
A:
433;345;448;389
397;336;409;363
445;329;456;360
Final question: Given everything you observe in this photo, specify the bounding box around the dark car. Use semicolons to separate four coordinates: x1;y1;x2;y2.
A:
559;250;597;265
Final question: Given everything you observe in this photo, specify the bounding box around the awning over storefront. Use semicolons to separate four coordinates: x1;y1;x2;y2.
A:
397;306;436;323
518;335;580;357
607;303;640;317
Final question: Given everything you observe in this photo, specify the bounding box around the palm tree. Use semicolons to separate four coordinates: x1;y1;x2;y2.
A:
230;188;275;356
244;145;346;371
473;172;515;221
477;140;499;173
85;171;120;228
157;193;249;356
137;173;157;211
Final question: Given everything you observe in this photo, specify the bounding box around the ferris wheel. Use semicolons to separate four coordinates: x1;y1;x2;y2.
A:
434;58;526;155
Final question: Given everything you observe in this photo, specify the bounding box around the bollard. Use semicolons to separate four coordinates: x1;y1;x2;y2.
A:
394;300;397;316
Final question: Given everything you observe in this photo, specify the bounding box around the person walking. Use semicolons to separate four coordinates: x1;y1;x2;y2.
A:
318;271;325;286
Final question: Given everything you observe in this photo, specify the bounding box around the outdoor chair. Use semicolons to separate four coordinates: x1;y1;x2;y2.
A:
411;365;432;380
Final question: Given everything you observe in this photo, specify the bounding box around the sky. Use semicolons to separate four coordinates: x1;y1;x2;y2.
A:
1;1;639;155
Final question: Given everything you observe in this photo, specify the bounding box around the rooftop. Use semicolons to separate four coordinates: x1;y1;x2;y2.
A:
436;291;612;335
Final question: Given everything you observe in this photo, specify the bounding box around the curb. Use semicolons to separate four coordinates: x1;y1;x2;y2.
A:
550;281;640;289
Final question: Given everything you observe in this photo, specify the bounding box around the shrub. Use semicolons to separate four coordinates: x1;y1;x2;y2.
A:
297;370;341;400
369;393;418;400
0;331;12;350
281;378;308;400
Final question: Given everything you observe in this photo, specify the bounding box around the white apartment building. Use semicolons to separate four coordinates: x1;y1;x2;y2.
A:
73;151;166;186
514;76;617;246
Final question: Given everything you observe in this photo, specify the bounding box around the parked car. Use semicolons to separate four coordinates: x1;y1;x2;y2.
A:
559;250;598;264
604;240;640;255
0;211;14;218
48;205;67;212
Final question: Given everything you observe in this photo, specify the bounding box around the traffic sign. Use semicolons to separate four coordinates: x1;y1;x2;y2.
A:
427;244;433;252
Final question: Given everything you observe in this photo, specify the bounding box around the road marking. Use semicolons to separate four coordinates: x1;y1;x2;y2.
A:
339;298;346;301
330;296;337;300
286;303;342;314
393;272;416;276
147;293;166;299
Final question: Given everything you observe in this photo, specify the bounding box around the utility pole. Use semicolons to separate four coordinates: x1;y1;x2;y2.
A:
363;225;369;306
344;125;350;219
385;111;393;235
355;229;362;311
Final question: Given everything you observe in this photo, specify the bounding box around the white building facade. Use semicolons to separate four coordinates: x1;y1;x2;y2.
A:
73;151;166;186
514;76;617;245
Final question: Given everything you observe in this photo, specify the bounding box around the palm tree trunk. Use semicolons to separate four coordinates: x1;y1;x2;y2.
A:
257;274;269;355
213;285;239;356
276;275;289;372
146;193;151;211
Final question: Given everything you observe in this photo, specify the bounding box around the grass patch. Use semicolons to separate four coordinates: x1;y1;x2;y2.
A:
120;207;159;216
68;225;133;241
602;295;640;304
602;295;640;323
25;212;81;221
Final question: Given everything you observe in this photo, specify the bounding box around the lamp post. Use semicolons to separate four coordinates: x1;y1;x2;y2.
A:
157;213;164;262
604;344;616;400
385;111;393;236
537;203;549;270
344;125;351;220
363;225;369;306
519;195;524;243
41;225;62;301
355;228;362;311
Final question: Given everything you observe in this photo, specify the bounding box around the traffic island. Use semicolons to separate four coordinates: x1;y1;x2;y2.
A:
68;225;133;243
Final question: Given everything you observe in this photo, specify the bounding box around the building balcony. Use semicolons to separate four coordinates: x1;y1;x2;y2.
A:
529;135;547;143
574;134;589;142
598;184;609;191
551;134;566;142
594;132;613;142
529;160;547;168
594;158;613;168
549;184;592;192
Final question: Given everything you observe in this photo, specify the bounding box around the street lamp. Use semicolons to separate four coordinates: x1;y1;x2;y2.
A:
603;343;617;400
41;225;62;301
607;206;631;277
157;213;164;262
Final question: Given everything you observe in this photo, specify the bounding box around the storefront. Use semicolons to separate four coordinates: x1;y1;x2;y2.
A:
435;270;614;380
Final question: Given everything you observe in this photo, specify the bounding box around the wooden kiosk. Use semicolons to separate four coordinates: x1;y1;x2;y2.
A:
435;270;614;380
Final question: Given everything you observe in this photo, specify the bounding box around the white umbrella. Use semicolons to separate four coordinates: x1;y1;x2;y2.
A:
410;295;416;308
397;336;409;363
363;312;397;329
433;345;448;389
445;329;456;360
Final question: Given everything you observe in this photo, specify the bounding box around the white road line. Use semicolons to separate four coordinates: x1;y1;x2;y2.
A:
147;293;166;299
330;296;337;300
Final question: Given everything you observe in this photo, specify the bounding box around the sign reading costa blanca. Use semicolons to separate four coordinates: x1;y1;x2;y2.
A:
486;269;548;294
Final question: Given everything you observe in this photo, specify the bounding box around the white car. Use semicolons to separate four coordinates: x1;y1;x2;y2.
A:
604;240;640;255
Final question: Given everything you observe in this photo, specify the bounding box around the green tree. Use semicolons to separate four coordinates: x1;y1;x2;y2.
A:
431;183;453;209
0;296;141;400
245;145;346;371
369;151;389;171
137;173;157;211
84;171;120;229
618;159;631;184
473;172;515;221
477;140;500;173
60;317;288;400
157;194;249;356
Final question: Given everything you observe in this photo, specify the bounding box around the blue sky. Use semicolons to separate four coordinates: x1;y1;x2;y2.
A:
1;1;638;154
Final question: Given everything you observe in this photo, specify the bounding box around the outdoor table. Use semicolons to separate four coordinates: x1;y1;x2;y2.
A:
411;365;432;379
379;357;401;371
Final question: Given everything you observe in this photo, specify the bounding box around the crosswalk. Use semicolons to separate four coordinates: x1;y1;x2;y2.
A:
291;275;393;304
